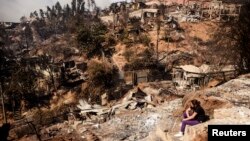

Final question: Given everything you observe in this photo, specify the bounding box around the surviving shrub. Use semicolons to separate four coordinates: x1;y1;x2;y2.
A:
87;59;118;88
123;49;134;62
85;59;119;103
138;34;151;46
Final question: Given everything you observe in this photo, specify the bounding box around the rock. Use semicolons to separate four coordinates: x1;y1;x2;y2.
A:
183;74;250;111
145;95;152;103
183;74;250;113
141;87;161;95
147;105;154;108
81;135;85;139
92;124;100;129
67;128;74;134
183;93;233;115
101;93;108;106
72;121;82;129
215;75;250;105
77;99;92;110
142;128;173;141
128;135;136;141
127;102;138;110
183;106;250;141
84;130;100;141
213;107;250;121
78;127;87;133
183;123;208;141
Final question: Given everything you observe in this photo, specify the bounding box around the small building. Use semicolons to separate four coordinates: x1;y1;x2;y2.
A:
172;64;237;90
145;1;161;8
130;2;146;10
185;0;244;20
129;8;159;23
143;8;159;18
124;69;151;85
159;0;187;5
172;65;203;89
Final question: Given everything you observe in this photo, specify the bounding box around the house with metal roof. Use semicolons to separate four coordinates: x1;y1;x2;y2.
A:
172;64;238;90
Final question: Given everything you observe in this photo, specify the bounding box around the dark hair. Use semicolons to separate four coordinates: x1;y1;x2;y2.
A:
191;99;201;109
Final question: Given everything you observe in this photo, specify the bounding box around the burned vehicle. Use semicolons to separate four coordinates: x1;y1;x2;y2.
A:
61;61;86;84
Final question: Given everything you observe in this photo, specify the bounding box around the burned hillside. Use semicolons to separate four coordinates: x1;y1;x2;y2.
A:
1;0;250;141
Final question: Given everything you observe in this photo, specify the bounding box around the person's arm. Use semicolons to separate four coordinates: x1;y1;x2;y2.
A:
185;107;192;117
183;112;197;121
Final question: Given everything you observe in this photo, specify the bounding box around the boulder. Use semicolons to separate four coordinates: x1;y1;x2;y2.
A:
183;74;250;113
182;74;250;114
214;74;250;105
213;106;250;121
183;93;232;115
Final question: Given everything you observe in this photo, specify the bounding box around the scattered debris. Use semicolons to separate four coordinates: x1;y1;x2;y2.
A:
61;60;86;84
172;64;237;90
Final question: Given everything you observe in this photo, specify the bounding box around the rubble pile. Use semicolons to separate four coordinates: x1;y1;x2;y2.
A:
39;123;81;141
26;97;182;141
168;10;201;23
1;0;249;141
93;98;182;141
7;74;250;141
32;80;182;141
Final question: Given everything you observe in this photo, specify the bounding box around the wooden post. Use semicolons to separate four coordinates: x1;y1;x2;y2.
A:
219;3;221;20
156;29;159;62
156;17;161;63
209;4;212;19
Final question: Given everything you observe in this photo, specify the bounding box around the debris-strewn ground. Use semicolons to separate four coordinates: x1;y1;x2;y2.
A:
1;1;249;141
4;74;250;141
31;74;250;141
93;99;182;141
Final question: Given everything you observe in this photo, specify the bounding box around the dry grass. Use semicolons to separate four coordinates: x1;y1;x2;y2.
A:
50;90;77;110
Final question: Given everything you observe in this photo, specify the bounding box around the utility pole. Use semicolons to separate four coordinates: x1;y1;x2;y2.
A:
156;27;159;63
156;16;161;63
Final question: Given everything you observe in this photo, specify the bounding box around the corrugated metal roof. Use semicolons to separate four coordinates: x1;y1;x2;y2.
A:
178;64;236;74
100;15;113;23
145;1;161;6
143;8;159;13
179;65;201;73
221;65;235;72
129;8;158;18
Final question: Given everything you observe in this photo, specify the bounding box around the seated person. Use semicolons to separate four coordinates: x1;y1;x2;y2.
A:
175;99;207;137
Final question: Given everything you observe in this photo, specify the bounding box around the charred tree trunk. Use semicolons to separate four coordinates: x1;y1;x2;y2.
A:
0;83;7;124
